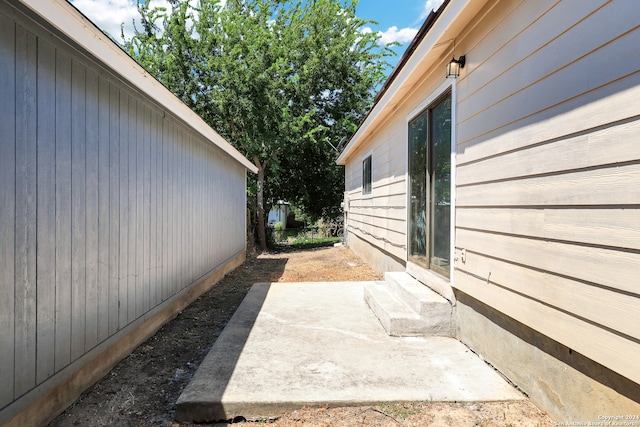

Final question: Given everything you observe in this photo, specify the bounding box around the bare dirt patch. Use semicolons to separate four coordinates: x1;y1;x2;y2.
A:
49;245;553;427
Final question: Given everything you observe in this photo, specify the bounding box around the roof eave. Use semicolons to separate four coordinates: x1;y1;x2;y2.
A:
336;0;482;165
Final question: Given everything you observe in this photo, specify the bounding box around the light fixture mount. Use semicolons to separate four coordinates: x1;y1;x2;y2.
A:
446;55;466;79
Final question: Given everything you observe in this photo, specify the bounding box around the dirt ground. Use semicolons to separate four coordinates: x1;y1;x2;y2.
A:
49;244;553;427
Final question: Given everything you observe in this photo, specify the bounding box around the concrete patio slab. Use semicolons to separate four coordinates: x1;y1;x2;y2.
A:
176;282;524;422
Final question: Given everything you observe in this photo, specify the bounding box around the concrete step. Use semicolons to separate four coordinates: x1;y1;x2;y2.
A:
385;271;451;318
364;273;453;337
364;282;428;337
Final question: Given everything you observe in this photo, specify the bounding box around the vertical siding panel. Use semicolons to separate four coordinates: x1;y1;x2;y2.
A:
161;117;165;294
157;114;163;302
186;138;190;281
196;142;201;276
214;148;219;262
178;134;184;288
159;115;165;302
142;104;150;313
185;137;190;282
84;68;99;350
108;84;120;335
202;148;207;270
189;139;195;280
190;137;195;282
217;151;222;262
202;147;208;270
156;112;162;304
156;113;163;304
198;146;203;274
0;13;16;408
168;122;174;295
177;134;182;288
174;131;180;291
216;152;221;259
216;152;221;260
188;140;192;277
136;101;144;317
54;51;72;371
70;59;86;360
163;118;169;300
216;155;222;263
127;95;137;322
118;92;129;329
36;38;56;384
14;25;37;396
149;110;158;307
186;138;191;281
207;146;213;266
168;122;175;295
200;145;205;273
174;123;180;292
214;155;220;262
197;144;202;276
97;76;110;342
211;149;217;264
181;135;186;286
190;139;195;279
178;130;183;288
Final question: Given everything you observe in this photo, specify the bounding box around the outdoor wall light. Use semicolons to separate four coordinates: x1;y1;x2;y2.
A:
446;55;465;78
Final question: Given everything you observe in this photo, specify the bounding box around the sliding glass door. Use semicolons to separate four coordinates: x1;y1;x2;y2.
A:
408;92;451;277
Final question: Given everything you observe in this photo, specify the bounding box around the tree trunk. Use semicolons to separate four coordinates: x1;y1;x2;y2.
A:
254;156;267;251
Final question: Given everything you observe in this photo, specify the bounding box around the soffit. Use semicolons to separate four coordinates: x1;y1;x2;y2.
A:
337;0;490;165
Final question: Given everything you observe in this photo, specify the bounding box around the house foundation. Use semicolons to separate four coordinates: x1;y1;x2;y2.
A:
455;291;640;422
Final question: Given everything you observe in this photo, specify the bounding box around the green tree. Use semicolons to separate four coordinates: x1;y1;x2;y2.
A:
124;0;393;250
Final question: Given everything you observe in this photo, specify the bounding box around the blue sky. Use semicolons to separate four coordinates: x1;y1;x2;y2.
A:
356;0;443;45
70;0;444;69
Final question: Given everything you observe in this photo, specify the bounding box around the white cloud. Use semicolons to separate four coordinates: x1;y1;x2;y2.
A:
70;0;142;42
70;0;213;42
420;0;445;20
377;26;418;45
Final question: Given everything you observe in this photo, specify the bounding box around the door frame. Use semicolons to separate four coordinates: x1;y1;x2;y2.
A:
404;79;457;299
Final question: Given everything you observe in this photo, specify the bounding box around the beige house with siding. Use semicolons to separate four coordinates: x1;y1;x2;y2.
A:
337;0;640;421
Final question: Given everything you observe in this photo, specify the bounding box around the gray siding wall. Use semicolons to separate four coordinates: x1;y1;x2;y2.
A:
0;3;247;421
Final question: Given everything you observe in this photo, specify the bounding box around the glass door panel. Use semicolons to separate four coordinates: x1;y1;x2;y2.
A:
408;91;451;277
429;96;451;276
408;112;428;266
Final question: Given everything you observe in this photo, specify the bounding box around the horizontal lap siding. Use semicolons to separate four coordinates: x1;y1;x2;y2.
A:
345;118;407;259
454;0;640;385
0;3;247;422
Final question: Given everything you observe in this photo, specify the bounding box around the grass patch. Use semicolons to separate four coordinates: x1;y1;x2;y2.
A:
269;228;342;249
290;236;341;246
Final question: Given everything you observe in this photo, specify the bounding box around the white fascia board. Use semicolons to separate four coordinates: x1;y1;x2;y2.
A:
336;0;481;165
20;0;258;174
